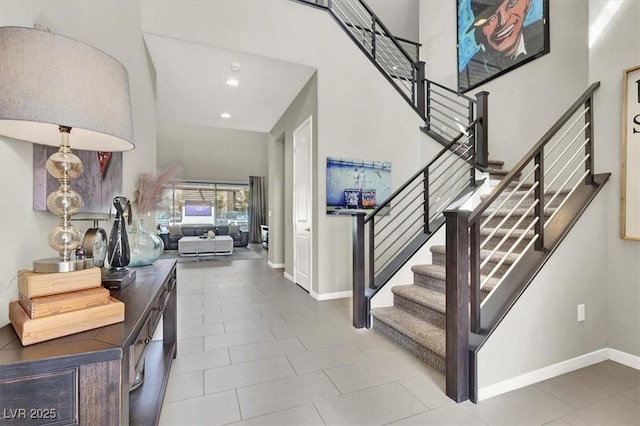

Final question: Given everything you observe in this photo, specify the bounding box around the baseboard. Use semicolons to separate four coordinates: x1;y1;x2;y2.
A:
283;272;294;282
609;348;640;370
309;290;352;301
477;348;610;401
267;261;284;269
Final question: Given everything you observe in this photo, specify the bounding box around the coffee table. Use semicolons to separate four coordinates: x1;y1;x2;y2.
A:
178;235;234;256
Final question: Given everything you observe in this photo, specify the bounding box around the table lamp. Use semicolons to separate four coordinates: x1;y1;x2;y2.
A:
0;26;135;273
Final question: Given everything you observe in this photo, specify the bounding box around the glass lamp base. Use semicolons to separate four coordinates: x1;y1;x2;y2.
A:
33;257;94;273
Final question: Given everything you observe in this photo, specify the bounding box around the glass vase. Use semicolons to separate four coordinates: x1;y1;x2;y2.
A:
128;219;164;267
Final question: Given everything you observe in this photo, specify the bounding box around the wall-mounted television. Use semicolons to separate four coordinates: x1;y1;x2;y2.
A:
184;204;212;217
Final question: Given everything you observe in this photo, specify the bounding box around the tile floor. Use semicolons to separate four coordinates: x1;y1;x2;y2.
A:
158;246;640;425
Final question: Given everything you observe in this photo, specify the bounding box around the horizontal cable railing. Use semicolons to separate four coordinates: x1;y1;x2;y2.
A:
443;82;601;402
294;0;490;167
294;0;425;114
329;0;419;100
352;120;480;328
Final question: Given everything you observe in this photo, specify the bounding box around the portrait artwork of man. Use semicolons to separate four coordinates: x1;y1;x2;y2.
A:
458;0;549;92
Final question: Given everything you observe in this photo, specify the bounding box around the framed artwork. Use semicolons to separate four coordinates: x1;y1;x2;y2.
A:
621;65;640;240
33;144;123;214
326;157;391;214
457;0;550;93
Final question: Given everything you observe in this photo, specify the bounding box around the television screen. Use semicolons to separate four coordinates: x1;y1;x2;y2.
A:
184;204;212;216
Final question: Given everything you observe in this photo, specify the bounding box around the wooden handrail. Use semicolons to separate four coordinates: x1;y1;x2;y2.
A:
365;118;480;222
444;81;602;403
468;82;600;224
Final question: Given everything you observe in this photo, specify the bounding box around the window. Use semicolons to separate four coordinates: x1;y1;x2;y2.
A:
156;181;249;227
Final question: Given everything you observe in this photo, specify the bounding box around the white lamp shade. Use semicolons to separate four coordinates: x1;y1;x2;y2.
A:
0;26;134;151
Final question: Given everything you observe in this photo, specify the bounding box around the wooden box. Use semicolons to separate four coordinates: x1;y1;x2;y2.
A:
19;287;111;319
9;298;125;346
18;267;101;298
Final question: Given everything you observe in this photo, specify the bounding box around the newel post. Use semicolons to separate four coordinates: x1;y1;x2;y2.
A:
352;212;367;328
443;209;470;402
475;91;489;169
416;61;426;118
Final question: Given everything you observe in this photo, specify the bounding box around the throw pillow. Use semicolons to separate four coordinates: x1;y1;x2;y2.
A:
229;225;239;235
168;225;183;237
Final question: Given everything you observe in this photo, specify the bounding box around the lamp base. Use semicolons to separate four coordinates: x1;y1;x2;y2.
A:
33;257;94;273
101;267;136;290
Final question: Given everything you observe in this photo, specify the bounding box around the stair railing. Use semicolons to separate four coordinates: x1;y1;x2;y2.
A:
352;119;482;328
294;0;425;115
423;82;489;169
444;82;601;402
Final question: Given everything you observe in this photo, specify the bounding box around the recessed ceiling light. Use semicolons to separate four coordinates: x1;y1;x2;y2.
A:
226;78;239;87
220;113;231;119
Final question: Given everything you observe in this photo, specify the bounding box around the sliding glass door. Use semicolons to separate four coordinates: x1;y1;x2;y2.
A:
156;181;249;227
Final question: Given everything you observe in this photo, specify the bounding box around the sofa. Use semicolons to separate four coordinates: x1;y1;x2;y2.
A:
159;223;249;250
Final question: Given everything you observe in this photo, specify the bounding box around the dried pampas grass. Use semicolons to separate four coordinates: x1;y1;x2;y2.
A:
133;166;182;216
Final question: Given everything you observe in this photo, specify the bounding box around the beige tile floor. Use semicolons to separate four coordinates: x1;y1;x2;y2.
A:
159;246;640;425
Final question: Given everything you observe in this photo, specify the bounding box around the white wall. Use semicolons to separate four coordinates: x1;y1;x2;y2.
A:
0;1;158;327
420;0;590;168
368;0;420;42
141;0;428;297
157;121;268;182
588;0;640;357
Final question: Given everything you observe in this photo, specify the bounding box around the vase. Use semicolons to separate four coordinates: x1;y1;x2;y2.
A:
128;219;164;267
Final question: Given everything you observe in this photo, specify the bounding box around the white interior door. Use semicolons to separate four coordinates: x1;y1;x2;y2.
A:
293;116;312;293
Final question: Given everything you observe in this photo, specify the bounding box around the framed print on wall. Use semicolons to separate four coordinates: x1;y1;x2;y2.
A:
457;0;550;93
621;65;640;240
326;157;391;214
33;144;123;214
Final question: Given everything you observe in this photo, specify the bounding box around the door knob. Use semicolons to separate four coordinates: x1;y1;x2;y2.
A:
304;227;310;232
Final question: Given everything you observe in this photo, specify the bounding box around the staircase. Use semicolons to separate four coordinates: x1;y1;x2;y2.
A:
370;162;569;376
368;83;608;402
295;0;610;404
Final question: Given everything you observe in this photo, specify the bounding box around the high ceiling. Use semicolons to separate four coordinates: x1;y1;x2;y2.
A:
143;33;316;133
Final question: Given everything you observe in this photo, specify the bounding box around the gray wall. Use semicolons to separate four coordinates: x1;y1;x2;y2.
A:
268;74;318;274
157;121;268;183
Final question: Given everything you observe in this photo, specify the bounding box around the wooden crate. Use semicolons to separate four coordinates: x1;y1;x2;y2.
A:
19;287;111;319
9;298;125;346
18;267;101;298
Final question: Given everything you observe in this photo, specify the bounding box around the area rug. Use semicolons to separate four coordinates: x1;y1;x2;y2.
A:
159;247;263;263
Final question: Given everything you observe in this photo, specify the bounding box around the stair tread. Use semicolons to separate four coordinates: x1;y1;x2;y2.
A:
371;307;446;358
488;159;505;167
481;187;571;199
486;169;510;176
480;227;535;238
410;263;501;291
482;206;557;217
392;285;445;313
430;245;521;265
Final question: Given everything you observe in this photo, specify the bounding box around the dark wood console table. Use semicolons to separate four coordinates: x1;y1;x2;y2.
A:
0;259;177;425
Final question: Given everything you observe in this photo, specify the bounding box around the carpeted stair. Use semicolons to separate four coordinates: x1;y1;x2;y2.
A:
370;161;569;375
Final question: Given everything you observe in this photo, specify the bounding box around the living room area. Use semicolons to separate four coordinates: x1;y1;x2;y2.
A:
157;181;251;255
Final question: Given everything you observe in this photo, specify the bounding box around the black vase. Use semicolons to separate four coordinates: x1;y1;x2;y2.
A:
108;196;132;268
